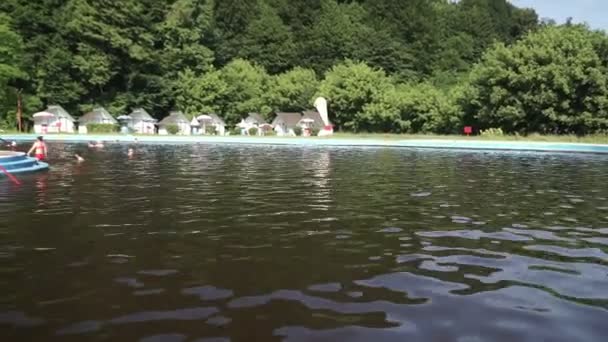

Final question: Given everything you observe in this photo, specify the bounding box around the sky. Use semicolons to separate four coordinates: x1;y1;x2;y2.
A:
510;0;608;30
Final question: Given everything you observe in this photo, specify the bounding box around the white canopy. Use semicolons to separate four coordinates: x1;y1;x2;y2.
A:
196;114;213;121
33;111;56;118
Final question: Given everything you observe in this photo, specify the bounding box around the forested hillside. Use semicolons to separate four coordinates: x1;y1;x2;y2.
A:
1;0;607;134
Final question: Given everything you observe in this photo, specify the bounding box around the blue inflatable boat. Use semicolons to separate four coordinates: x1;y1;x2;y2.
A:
0;151;49;176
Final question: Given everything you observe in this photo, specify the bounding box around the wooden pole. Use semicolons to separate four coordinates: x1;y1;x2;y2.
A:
16;89;22;132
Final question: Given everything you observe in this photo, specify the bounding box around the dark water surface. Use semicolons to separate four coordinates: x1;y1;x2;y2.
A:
1;142;608;341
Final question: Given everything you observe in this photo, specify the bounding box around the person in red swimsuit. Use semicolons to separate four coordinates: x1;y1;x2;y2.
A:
27;136;47;161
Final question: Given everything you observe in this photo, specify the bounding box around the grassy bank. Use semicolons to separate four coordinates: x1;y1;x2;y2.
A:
329;132;608;144
3;131;608;144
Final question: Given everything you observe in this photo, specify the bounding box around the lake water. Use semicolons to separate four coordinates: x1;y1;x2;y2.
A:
1;143;608;341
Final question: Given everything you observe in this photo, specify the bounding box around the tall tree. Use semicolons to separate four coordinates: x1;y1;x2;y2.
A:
467;25;608;134
239;3;296;74
265;67;318;113
317;60;394;131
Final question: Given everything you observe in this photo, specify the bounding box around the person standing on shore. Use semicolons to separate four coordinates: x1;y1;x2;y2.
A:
27;136;47;161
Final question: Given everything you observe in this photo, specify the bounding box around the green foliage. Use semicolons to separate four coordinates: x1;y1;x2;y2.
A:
9;0;608;137
480;128;505;137
293;126;302;136
205;125;216;135
248;127;258;136
467;25;608;134
175;67;226;117
266;67;317;112
318;60;394;131
0;14;25;125
229;127;242;136
86;123;118;133
363;83;461;134
239;2;295;74
217;59;270;124
166;124;179;135
311;127;320;136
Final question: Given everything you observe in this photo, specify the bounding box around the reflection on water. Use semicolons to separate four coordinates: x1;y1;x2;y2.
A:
1;143;608;341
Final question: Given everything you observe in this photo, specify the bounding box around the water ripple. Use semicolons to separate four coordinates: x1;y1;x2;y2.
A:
1;143;608;341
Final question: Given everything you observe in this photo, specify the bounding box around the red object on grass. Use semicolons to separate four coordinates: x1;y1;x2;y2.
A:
464;126;472;136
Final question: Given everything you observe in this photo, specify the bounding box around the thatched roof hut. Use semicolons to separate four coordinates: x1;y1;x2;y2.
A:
271;112;302;128
46;105;75;121
79;107;117;125
159;111;189;126
300;110;326;129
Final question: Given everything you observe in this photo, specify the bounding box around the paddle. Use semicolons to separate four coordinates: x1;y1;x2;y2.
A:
0;165;21;185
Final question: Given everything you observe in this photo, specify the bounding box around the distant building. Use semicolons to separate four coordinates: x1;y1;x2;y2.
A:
271;112;302;136
33;105;75;134
238;113;268;135
128;108;156;134
299;110;327;136
208;114;226;136
158;111;190;135
78;107;117;134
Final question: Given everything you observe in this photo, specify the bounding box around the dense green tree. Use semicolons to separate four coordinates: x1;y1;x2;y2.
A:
217;59;270;124
364;83;461;134
16;0;608;137
265;67;317;113
0;14;25;127
159;0;215;77
174;67;227;117
300;0;368;74
467;25;608;134
212;0;260;66
239;3;295;74
317;60;394;131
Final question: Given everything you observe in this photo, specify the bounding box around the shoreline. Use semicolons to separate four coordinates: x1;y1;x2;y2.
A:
2;133;608;154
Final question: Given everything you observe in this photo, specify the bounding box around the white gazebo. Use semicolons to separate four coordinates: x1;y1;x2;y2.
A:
190;116;201;135
196;114;226;135
78;107;118;134
33;105;75;134
158;111;190;135
128;108;156;134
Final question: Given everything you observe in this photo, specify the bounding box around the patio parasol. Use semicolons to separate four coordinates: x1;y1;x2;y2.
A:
196;114;213;121
32;111;55;118
33;111;56;132
116;115;132;121
196;115;213;133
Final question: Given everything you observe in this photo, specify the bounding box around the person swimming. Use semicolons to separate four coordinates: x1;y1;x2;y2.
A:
27;136;47;161
127;148;134;157
74;153;85;162
88;140;104;148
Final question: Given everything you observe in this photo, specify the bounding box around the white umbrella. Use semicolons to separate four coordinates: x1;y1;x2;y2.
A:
301;118;315;123
33;111;55;118
117;115;132;121
196;114;213;121
196;115;213;134
33;111;56;132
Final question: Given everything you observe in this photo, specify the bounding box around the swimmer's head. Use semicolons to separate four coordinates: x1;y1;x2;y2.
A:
37;136;43;141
